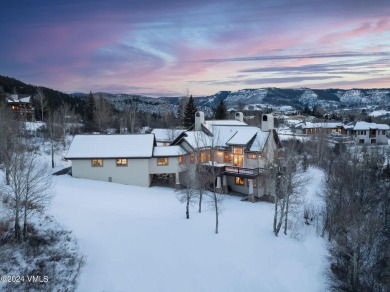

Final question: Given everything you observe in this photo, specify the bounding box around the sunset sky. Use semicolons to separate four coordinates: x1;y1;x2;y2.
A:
1;0;390;96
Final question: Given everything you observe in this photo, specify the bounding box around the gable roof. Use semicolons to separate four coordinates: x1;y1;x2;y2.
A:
151;128;185;143
295;122;342;129
204;120;247;126
354;121;390;131
65;134;155;159
153;146;187;157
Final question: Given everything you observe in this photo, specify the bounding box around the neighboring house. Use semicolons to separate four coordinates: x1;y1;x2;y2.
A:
65;134;187;187
66;112;282;198
172;112;282;198
151;128;185;146
294;122;344;135
352;122;389;144
293;120;389;144
6;94;35;120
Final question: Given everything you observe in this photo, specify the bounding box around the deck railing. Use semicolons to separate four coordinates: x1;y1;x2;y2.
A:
224;166;261;177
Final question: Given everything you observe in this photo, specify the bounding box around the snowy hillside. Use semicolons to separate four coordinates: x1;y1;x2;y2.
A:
49;170;327;292
193;88;390;112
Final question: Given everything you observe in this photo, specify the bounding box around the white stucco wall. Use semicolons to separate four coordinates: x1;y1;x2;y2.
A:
71;158;151;187
354;131;388;144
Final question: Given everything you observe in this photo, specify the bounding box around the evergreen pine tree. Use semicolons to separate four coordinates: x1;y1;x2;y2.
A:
84;91;96;131
213;100;227;120
86;91;95;122
183;95;197;128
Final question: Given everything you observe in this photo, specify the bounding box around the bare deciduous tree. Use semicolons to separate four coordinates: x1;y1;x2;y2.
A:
46;110;63;168
35;87;48;122
124;102;140;133
175;161;198;219
94;95;113;134
273;140;307;236
0;104;21;185
1;151;53;242
323;146;390;291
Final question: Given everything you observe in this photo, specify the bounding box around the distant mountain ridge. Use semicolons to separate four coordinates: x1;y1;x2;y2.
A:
195;88;390;111
2;75;390;114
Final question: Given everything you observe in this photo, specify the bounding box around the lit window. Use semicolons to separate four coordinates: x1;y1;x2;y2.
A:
200;152;207;163
91;159;103;167
190;154;195;163
116;158;127;167
179;155;185;164
157;157;169;166
224;152;232;163
235;177;244;185
233;148;243;155
247;154;257;159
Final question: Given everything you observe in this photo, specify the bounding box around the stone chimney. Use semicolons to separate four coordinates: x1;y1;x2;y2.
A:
235;112;244;122
261;114;274;131
195;111;205;131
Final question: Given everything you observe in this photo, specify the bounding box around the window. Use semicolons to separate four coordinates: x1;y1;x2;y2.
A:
383;130;386;135
247;153;257;159
91;159;103;167
116;158;127;167
179;155;185;164
157;157;169;166
224;152;232;163
190;154;195;163
200;152;207;163
233;147;243;155
235;177;244;185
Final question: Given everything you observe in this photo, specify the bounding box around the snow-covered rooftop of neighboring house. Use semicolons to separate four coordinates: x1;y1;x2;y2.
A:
354;121;390;131
151;128;185;142
153;146;187;157
66;134;155;159
7;94;31;103
295;122;343;129
204;120;247;126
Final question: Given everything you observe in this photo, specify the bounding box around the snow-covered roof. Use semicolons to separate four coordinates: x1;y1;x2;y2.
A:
226;127;258;145
354;122;390;131
151;128;185;142
7;94;31;103
249;131;269;152
179;125;270;151
204;120;247;126
153;146;187;157
295;122;342;129
66;134;155;159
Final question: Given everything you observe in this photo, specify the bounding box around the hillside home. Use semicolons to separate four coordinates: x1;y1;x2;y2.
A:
293;121;389;144
6;94;34;120
171;112;282;198
294;122;344;135
352;122;389;144
65;134;187;187
66;112;281;198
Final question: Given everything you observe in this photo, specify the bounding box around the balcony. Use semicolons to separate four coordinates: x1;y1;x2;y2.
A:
223;166;264;178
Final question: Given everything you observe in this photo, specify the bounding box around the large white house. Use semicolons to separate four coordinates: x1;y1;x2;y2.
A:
352;121;389;144
66;112;281;197
65;134;187;187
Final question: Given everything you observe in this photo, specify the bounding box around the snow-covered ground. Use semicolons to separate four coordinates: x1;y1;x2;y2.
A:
49;169;327;292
